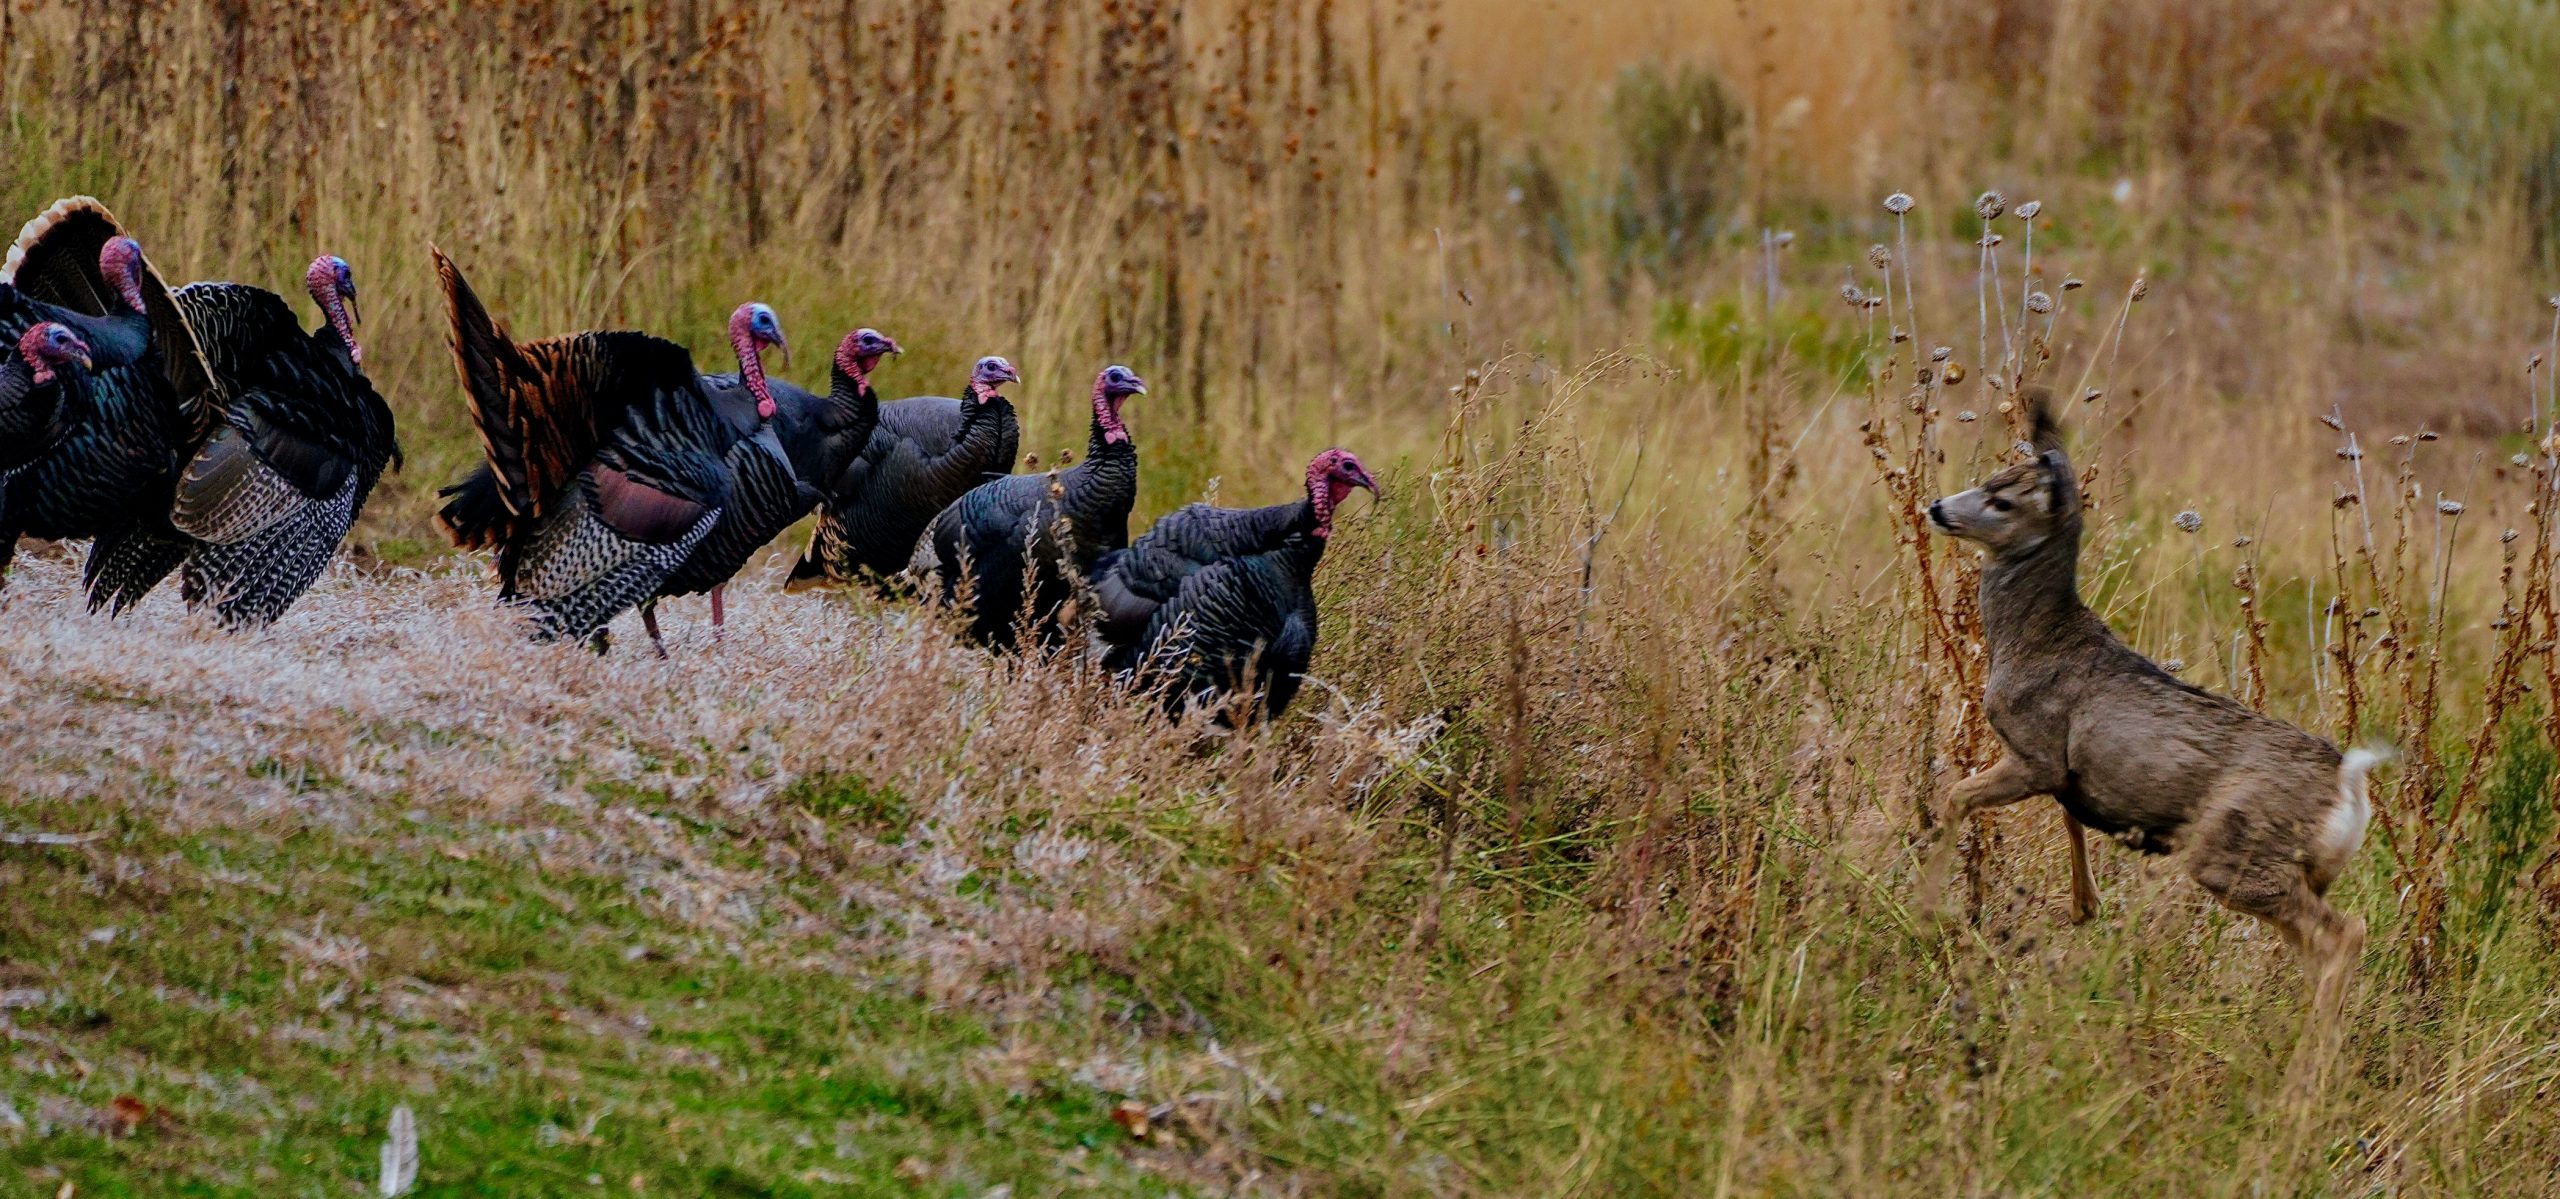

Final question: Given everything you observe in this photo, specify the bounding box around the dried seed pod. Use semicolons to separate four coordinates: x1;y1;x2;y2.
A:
2514;453;2533;467
1977;233;2004;248
2062;276;2084;291
2319;412;2345;430
1975;191;2006;220
1884;192;1915;214
1957;409;1978;422
2082;388;2103;403
2438;499;2466;515
2024;291;2053;314
2161;658;2187;673
2418;430;2440;441
1868;244;1892;269
2233;535;2253;547
1930;345;1953;362
1942;362;1967;384
1839;283;1865;308
2129;278;2150;301
2015;199;2042;220
2173;510;2203;534
1891;328;1911;343
2503;528;2521;543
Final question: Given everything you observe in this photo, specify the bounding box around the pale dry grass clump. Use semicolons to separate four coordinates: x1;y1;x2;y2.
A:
0;546;1432;1025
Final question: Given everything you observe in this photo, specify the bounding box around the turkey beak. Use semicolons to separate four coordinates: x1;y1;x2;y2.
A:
774;333;792;369
77;351;93;371
343;290;362;329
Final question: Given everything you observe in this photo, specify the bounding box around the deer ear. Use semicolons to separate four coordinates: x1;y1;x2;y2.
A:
2039;448;2080;516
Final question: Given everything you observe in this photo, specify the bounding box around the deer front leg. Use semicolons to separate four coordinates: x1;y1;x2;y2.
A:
2064;813;2098;924
1919;753;2048;917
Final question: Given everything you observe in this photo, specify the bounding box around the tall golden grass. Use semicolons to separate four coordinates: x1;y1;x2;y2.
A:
9;0;2560;1192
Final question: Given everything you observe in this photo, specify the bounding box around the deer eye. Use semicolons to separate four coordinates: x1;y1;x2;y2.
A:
1988;496;2014;513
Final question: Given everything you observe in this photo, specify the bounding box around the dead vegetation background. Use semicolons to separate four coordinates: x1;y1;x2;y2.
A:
7;0;2560;1193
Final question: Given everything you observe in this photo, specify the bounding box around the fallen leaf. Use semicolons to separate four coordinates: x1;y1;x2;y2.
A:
1108;1100;1150;1140
107;1095;145;1138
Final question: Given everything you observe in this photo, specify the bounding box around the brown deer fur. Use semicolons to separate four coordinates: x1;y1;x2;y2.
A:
1923;389;2381;1023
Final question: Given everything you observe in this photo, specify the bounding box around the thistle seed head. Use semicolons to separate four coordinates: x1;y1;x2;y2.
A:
1975;191;2006;221
2024;291;2053;314
1930;345;1952;362
1839;283;1865;308
2015;200;2042;220
2129;278;2150;301
2173;510;2203;534
1884;192;1915;215
1868;244;1891;269
1976;233;2003;248
2438;499;2466;515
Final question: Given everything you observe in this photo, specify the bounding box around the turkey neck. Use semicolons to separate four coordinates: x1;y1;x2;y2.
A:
1275;530;1329;579
827;360;878;435
949;389;1015;457
48;308;150;370
1076;398;1138;491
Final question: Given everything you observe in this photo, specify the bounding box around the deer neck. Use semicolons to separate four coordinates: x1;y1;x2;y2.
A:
1977;523;2091;664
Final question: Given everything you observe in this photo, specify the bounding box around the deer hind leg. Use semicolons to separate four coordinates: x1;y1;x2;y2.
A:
2192;845;2365;1027
2064;813;2099;924
1920;753;2048;916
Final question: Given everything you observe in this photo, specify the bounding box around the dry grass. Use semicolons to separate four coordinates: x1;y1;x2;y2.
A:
8;0;2560;1194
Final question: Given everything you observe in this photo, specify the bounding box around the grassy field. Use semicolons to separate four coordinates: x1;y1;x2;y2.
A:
11;0;2560;1194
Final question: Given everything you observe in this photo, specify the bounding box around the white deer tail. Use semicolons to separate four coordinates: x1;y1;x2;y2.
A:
2323;746;2390;865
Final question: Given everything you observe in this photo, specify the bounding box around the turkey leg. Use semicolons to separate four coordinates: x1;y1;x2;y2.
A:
641;602;668;659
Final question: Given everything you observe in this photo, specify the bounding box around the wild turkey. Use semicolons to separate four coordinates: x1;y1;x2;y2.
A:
0;198;220;591
783;354;1022;591
1092;448;1378;720
640;327;898;647
431;246;784;650
87;255;404;627
910;364;1146;648
0;324;92;476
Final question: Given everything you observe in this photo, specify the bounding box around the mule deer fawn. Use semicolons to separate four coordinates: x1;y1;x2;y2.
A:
1924;388;2381;1023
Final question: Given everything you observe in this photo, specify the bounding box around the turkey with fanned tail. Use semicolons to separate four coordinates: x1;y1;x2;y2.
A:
641;326;897;650
783;354;1020;593
0;197;221;595
91;255;405;626
910;364;1145;649
430;246;784;651
1092;448;1378;721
